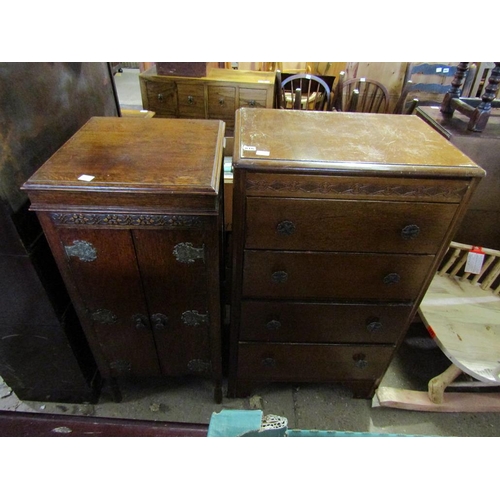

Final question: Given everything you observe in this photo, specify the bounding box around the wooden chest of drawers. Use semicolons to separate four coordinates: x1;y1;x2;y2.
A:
139;66;275;135
228;108;485;399
23;117;226;403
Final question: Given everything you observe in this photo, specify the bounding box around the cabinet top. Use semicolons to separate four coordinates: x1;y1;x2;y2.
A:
141;65;276;85
23;117;225;195
233;108;485;178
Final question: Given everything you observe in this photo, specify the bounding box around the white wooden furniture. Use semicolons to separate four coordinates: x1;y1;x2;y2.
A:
376;241;500;412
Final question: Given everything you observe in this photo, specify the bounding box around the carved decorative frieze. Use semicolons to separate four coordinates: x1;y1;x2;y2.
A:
50;213;205;228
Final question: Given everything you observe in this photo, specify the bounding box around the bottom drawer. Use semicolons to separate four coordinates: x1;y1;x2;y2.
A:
237;343;394;382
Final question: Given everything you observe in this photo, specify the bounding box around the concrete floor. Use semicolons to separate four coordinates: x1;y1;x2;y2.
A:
2;67;499;437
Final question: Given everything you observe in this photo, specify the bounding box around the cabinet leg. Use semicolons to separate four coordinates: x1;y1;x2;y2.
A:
346;380;376;399
227;379;253;399
214;382;223;404
108;378;122;403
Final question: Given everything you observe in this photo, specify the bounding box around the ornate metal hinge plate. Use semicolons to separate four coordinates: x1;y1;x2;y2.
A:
182;310;209;327
109;360;132;374
64;240;97;262
187;359;212;373
173;242;205;264
90;309;118;324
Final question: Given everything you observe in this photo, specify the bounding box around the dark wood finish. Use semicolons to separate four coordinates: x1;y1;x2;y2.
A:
333;73;389;113
416;105;500;250
156;62;218;77
0;62;119;403
228;108;485;399
23;117;225;403
0;410;208;437
139;66;275;135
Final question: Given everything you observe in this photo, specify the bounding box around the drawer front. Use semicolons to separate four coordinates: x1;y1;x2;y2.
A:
145;81;177;116
239;88;268;109
243;250;434;300
245;197;458;254
239;301;412;344
237;343;395;382
244;172;470;203
177;83;205;118
208;86;236;121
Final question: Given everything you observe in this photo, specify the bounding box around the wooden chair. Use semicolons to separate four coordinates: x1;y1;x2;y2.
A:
376;241;500;412
278;73;333;111
332;72;389;113
393;62;458;114
440;62;500;132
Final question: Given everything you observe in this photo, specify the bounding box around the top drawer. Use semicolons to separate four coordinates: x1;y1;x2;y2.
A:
245;197;458;254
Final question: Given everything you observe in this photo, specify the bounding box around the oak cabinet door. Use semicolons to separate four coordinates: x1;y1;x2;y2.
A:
57;227;161;377
132;230;212;376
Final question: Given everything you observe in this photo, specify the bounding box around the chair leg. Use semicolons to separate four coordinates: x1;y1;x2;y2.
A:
428;364;462;404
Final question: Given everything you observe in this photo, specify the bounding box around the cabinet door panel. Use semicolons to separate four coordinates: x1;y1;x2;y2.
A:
132;230;211;376
56;228;161;377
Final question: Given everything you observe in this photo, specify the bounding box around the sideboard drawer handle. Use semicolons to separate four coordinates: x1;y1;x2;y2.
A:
271;271;288;283
383;273;400;285
219;98;225;106
157;93;163;101
266;320;282;330
276;220;296;235
248;100;256;107
187;95;194;104
401;224;420;240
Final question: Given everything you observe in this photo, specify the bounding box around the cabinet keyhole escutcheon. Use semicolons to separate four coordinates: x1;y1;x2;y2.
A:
151;313;168;329
132;314;149;329
64;240;97;262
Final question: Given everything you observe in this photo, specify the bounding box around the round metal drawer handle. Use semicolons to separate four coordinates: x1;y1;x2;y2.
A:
353;353;368;369
266;320;282;330
187;95;194;104
271;271;288;283
248;100;256;107
383;273;400;285
261;357;276;368
366;320;382;333
276;220;296;236
401;224;420;240
219;98;225;106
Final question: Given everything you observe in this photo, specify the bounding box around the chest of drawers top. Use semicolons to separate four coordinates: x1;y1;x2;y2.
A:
233;108;485;180
22;117;225;213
